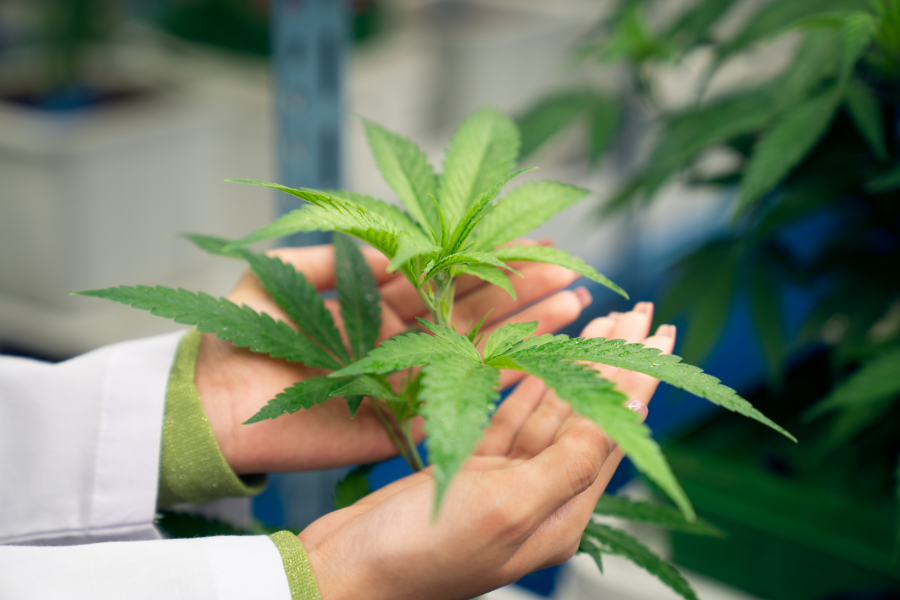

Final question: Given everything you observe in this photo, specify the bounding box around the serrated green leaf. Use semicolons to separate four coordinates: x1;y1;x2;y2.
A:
244;376;351;424
345;396;365;418
593;495;725;537
503;333;570;356
331;324;479;377
330;374;398;402
334;234;382;360
76;286;340;369
427;250;520;280
475;181;590;251
735;87;842;217
805;344;900;420
421;356;500;510
333;465;374;510
227;201;399;259
491;245;628;299
418;319;482;364
846;78;889;161
444;167;536;255
227;178;348;207
388;233;441;273
454;264;517;300
362;118;439;235
230;247;350;364
495;356;694;519
583;522;699;600
328;189;432;246
181;233;235;257
483;322;538;362
517;91;595;159
578;532;604;574
511;338;795;442
439;106;520;225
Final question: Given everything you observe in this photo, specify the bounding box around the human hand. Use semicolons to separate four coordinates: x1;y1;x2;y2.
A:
298;303;676;600
195;242;593;474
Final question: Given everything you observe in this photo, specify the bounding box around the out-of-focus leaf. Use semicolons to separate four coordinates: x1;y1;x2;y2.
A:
735;87;841;218
334;234;382;361
845;78;889;161
587;96;622;164
583;522;699;600
333;465;375;509
813;396;894;456
516;91;595;159
593;495;726;537
866;161;900;192
806;344;900;419
750;251;786;388
665;0;738;48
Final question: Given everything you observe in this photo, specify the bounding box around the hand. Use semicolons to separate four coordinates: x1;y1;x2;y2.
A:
299;303;676;600
194;242;593;474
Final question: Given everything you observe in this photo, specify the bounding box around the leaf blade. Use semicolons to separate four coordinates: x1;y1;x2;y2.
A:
492;245;628;299
76;286;340;369
334;234;382;361
593;495;725;537
483;321;538;362
244;377;351;424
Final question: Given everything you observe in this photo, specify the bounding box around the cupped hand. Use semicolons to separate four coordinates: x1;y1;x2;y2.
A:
298;303;676;600
195;242;593;474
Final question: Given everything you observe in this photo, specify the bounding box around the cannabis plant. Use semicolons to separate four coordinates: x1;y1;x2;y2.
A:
78;107;792;599
520;0;900;574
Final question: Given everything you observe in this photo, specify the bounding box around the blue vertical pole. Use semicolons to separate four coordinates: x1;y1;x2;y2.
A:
272;0;346;246
257;0;349;530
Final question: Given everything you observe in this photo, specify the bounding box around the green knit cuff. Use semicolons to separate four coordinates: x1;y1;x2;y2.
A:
158;328;267;509
269;531;323;600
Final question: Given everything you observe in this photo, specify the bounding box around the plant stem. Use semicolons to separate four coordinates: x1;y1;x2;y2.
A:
371;401;418;471
401;420;425;471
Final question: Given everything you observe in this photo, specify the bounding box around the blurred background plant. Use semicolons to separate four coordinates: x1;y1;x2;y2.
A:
519;0;900;598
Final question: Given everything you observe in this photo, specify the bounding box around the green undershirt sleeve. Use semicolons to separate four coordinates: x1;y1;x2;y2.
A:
158;328;323;599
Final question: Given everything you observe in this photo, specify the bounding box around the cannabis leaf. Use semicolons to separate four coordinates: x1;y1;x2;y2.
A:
244;376;351;424
582;522;699;600
328;190;431;246
805;344;900;420
334;234;382;360
76;286;340;370
507;338;796;442
491;244;628;299
483;321;538;362
593;495;725;537
331;323;478;377
489;355;693;519
333;465;375;510
735;87;842;217
232;244;350;364
454;264;517;299
439;106;520;225
362;118;439;236
426;251;519;280
420;356;499;509
330;374;398;403
475;181;590;251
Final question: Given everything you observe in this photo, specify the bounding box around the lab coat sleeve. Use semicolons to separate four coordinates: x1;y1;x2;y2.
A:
0;332;296;599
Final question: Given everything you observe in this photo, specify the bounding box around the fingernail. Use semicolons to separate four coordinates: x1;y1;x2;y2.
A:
635;302;653;315
575;286;593;308
538;238;553;246
626;400;645;411
656;324;676;338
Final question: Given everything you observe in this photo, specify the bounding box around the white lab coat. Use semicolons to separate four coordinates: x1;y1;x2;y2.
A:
0;332;293;599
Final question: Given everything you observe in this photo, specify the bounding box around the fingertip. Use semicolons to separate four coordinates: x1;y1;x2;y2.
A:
575;286;592;308
634;302;654;316
655;324;676;338
625;399;648;422
580;316;616;339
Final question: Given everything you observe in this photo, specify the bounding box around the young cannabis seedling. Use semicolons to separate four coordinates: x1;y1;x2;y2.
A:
78;107;793;600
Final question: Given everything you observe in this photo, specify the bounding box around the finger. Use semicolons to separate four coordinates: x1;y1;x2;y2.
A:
609;302;654;344
265;244;398;290
514;417;610;523
610;325;676;405
353;468;434;509
509;391;574;459
452;264;582;330
491;288;592;389
477;376;547;457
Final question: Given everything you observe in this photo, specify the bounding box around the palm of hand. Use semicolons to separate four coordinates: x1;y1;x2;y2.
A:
195;243;591;474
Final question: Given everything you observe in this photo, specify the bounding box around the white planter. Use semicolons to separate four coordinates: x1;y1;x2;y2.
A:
0;54;276;357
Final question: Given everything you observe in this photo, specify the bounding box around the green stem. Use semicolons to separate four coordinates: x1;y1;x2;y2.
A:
401;420;425;472
372;401;417;471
